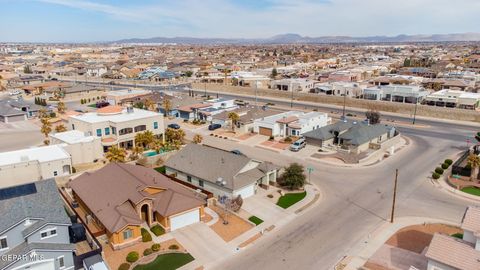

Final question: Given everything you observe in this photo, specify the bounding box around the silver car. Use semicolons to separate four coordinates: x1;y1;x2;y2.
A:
290;138;306;152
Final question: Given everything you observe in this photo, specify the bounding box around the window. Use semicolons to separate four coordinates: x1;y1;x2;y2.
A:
134;125;146;132
53;171;58;177
199;180;204;187
105;127;110;136
187;176;192;183
71;124;75;130
41;232;48;238
50;229;57;236
41;228;57;239
119;128;133;135
96;128;102;137
0;237;7;250
58;256;65;269
153;122;158;129
111;127;117;135
123;229;133;240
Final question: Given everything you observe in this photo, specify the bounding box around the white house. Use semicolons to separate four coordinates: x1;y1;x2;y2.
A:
0;145;72;188
363;85;430;103
49;130;103;165
423;89;480;110
272;78;318;92
254;111;331;137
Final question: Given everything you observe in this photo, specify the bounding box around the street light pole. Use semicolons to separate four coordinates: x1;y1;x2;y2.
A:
412;98;418;125
390;169;399;223
342;89;346;119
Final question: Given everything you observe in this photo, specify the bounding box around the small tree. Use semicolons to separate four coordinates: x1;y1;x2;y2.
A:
467;153;480;181
193;134;203;144
162;98;172;117
270;68;278;79
149;139;164;154
130;145;144;160
57;101;66;114
165;128;185;149
106;146;127;163
185;70;193;77
55;124;67;133
280;163;306;190
365;109;381;125
144;99;155;111
40;118;52;139
23;65;32;74
227;112;240;132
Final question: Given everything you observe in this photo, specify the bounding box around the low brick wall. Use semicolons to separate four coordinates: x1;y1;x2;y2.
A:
193;83;480;122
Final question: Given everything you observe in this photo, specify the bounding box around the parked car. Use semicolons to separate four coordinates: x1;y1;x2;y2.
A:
234;99;249;106
230;149;243;155
290;138;306;152
95;101;109;108
208;123;222;130
9;90;21;96
168;123;180;129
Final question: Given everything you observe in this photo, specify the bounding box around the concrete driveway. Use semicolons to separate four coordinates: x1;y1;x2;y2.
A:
170;222;234;268
242;189;290;223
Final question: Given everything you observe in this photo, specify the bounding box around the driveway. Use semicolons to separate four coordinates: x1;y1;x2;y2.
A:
170;223;234;268
242;189;290;223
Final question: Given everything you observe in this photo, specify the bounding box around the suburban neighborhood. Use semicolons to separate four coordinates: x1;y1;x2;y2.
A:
2;1;480;270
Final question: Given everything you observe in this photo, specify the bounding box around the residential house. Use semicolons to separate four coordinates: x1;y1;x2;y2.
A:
164;144;279;199
0;179;75;270
69;163;205;250
423;89;480;109
212;105;284;134
105;89;151;106
49;130;103;165
271;78;318;92
254;111;331;137
0;101;27;123
363;85;430;103
303;120;397;154
68;105;164;151
0;145;72;188
425;206;480;270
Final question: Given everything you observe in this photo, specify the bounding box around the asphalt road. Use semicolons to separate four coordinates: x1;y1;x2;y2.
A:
73;81;480;269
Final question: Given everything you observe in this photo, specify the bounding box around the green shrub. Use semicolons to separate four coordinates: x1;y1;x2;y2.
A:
432;172;441;179
143;248;153;256
126;251;139;263
451;233;463;239
72;167;77;173
150;225;165;236
445;159;453;165
151;243;161;252
168;244;179;250
141;228;152;242
441;163;449;169
49;112;56;118
284;137;292;143
466;163;472;169
118;263;130;270
435;167;444;174
269;136;274;141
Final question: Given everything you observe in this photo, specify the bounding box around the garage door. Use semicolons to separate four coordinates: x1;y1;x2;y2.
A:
259;127;273;136
170;208;200;231
233;184;255;199
11;259;55;270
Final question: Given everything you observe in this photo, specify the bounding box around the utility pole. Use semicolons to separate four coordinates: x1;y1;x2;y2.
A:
390;169;399;223
412;98;418;125
255;80;258;107
290;82;294;108
204;81;207;98
342;89;346;119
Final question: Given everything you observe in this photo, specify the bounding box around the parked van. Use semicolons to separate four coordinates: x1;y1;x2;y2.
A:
290;138;306;152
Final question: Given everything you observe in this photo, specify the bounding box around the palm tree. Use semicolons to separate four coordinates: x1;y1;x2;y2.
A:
57;101;66;114
40;118;52;139
193;134;203;144
227;112;240;132
38;108;48;118
162;98;172;117
130;145;144;160
149;139;164;154
55;124;67;133
134;131;155;148
468;153;480;181
105;146;127;163
144;99;155;111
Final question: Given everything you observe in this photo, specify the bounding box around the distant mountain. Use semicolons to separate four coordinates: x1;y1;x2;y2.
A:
113;33;480;44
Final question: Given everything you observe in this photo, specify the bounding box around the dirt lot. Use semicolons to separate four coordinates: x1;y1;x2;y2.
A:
385;223;462;254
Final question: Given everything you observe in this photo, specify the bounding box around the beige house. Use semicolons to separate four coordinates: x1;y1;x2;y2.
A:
68;105;165;151
49;130;103;165
0;145;72;188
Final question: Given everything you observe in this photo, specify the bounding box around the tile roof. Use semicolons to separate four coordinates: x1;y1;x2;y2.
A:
70;163;205;233
461;206;480;236
425;233;480;270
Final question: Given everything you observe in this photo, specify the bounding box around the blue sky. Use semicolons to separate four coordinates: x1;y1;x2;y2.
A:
1;0;479;42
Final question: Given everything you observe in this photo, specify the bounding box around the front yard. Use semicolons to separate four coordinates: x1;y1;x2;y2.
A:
248;216;264;226
461;186;480;196
276;191;307;209
133;253;194;270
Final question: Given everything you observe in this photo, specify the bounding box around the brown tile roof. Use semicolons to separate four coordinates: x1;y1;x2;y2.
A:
276;116;299;124
425;233;480;270
97;105;123;114
70;163;205;233
462;206;480;236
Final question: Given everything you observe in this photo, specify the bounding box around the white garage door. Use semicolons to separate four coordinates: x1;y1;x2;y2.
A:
233;184;255;199
12;259;55;270
170;208;200;231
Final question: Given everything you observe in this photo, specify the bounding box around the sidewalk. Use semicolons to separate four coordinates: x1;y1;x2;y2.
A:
434;174;480;202
341;217;460;270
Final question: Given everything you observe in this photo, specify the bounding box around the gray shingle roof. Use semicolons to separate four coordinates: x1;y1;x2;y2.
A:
0;179;71;236
0;241;75;270
0;102;27;117
164;144;265;190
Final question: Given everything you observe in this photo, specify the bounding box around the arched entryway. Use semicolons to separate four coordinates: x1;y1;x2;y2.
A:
140;204;150;224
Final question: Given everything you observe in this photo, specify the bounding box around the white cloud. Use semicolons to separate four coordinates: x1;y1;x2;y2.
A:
35;0;480;38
